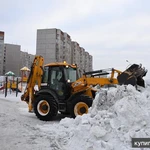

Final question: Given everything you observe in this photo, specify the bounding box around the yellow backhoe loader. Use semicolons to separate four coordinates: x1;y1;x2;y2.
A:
21;56;147;121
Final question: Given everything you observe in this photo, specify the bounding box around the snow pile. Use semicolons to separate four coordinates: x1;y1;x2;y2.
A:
38;80;150;150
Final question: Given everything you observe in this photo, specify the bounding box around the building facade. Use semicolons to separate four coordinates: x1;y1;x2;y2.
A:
84;52;90;72
89;55;93;71
36;28;72;65
79;47;85;74
0;31;5;75
36;28;57;65
36;28;93;72
71;41;80;67
4;44;21;76
63;32;72;64
19;51;34;73
4;44;35;77
0;31;35;77
0;29;93;77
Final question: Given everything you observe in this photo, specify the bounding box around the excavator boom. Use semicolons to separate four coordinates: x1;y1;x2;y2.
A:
72;64;147;94
21;55;44;111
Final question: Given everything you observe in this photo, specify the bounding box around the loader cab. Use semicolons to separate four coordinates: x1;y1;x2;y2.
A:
41;63;77;100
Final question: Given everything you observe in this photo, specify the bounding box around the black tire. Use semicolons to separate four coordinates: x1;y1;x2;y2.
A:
70;94;93;118
34;95;58;121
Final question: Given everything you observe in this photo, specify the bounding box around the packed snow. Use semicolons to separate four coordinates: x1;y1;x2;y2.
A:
0;79;150;150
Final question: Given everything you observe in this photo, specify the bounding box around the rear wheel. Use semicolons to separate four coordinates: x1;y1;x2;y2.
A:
34;95;58;121
70;95;93;118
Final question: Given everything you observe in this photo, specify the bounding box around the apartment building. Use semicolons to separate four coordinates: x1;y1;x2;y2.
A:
63;32;72;64
36;28;72;64
84;52;90;72
20;51;29;69
79;47;85;74
36;28;93;72
19;51;34;74
71;41;80;67
4;44;35;77
0;28;93;77
89;55;93;71
4;44;21;76
0;31;35;77
28;54;35;68
0;31;5;75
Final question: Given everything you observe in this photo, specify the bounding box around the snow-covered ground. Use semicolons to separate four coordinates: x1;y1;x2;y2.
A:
0;79;150;150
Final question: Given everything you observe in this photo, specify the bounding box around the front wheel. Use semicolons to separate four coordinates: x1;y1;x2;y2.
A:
70;95;93;118
34;95;58;121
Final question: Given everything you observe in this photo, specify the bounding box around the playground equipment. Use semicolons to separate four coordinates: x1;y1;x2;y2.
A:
20;66;30;82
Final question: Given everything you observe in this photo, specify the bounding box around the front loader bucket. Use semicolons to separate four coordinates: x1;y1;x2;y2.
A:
117;64;147;87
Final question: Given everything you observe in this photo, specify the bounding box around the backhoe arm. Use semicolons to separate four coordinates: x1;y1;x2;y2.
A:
82;68;122;87
21;55;44;112
71;68;121;94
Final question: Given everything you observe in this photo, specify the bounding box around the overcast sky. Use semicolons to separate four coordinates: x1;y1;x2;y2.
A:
1;0;150;73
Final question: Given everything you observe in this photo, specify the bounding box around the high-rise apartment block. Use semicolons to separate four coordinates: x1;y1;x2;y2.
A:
0;31;35;77
4;44;35;77
0;28;93;77
80;47;85;72
89;55;93;71
0;31;5;75
4;44;21;76
36;28;93;73
20;51;35;71
36;29;72;65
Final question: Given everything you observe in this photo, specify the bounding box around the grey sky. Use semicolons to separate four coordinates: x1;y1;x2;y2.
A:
1;0;150;73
